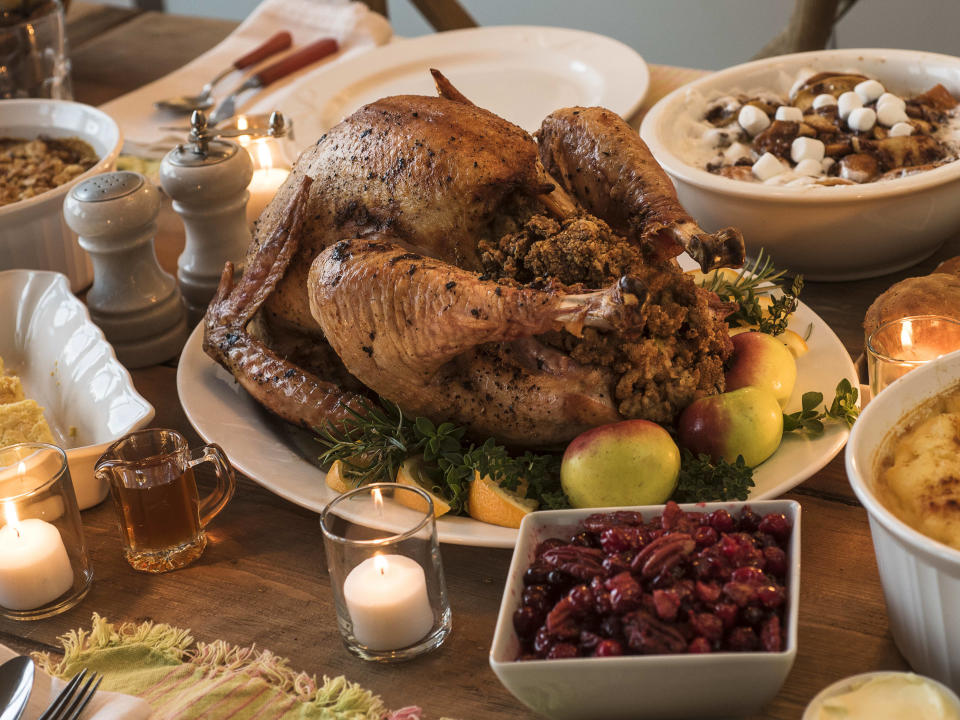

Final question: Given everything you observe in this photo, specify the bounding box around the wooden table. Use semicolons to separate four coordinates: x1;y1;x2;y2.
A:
3;5;956;718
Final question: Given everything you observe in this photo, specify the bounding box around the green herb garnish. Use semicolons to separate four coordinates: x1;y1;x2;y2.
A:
697;249;803;336
782;379;860;435
315;399;564;514
672;450;755;503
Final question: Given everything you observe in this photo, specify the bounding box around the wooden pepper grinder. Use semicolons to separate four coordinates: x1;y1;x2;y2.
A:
159;110;254;326
63;171;188;368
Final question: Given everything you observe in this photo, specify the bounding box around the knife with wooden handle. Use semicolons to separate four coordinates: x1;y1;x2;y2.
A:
208;37;339;126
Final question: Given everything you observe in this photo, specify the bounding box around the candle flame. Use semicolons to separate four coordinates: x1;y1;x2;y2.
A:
900;319;914;348
373;553;388;575
3;500;19;538
236;115;251;145
256;140;274;171
372;487;383;515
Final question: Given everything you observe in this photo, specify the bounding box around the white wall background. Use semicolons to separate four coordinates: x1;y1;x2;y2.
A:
155;0;959;70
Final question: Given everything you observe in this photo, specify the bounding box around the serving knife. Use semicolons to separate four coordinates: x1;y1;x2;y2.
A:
207;37;339;126
0;657;33;720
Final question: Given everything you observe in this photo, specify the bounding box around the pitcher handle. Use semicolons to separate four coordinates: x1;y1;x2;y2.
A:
186;443;236;528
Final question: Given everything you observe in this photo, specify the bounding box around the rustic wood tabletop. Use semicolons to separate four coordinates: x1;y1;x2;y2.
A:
3;4;958;718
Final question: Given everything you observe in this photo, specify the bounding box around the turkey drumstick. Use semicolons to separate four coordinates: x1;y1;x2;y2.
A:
537;107;745;271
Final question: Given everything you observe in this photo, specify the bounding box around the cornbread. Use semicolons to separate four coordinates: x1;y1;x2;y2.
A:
876;382;960;549
0;356;56;447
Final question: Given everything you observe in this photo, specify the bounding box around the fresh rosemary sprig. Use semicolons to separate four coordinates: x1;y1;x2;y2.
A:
698;249;803;336
315;399;565;514
782;379;860;435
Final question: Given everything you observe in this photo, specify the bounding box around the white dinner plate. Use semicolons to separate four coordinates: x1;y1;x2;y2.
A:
177;291;857;548
277;26;650;140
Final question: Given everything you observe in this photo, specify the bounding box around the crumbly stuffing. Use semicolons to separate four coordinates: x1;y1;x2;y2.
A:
0;136;98;206
479;214;731;425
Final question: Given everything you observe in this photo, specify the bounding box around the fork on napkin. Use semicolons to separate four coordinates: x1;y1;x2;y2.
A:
104;0;392;155
0;646;149;720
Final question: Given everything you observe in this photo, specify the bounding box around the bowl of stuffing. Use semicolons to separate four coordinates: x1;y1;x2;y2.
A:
846;349;960;691
640;49;960;281
489;500;800;719
0;99;122;290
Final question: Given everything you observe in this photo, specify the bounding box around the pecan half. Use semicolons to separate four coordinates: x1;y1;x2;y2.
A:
630;533;695;580
623;610;687;654
540;545;605;580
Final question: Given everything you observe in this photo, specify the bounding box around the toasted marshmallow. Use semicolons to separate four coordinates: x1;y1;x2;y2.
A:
821;157;836;173
838;91;863;120
812;93;838;110
889;121;915;137
794;158;824;176
877;102;910;127
855;79;885;103
738;104;771;136
791;136;826;164
877;92;906;111
752;152;786;181
723;142;754;164
848;107;877;133
775;106;803;123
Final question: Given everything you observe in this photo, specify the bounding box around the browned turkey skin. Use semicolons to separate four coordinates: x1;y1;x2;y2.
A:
204;77;745;448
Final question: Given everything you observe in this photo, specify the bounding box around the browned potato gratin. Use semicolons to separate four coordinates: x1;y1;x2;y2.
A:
0;136;98;206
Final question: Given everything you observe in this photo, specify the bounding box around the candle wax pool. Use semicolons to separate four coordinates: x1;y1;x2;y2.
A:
343;554;434;651
0;518;73;610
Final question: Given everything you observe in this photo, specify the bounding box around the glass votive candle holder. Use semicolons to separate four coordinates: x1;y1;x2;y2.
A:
320;483;452;662
0;443;92;620
867;315;960;397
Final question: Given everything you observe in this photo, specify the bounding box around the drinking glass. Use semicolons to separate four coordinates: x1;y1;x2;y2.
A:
320;483;452;662
867;315;960;397
94;428;236;573
0;442;92;620
0;1;72;99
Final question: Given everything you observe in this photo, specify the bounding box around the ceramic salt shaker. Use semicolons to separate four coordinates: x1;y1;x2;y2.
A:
160;111;254;325
63;171;188;368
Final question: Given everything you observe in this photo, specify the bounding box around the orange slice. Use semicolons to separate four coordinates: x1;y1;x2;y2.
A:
325;460;353;494
467;471;538;529
395;456;451;517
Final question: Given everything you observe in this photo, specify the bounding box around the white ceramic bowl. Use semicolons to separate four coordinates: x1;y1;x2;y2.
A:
802;671;960;719
640;49;960;281
0;99;122;291
489;500;800;720
846;349;960;690
0;270;154;508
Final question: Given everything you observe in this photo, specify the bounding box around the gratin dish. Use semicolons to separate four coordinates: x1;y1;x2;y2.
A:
0;270;154;508
489;500;800;720
846;349;960;690
802;671;960;719
0;99;122;291
640;48;960;281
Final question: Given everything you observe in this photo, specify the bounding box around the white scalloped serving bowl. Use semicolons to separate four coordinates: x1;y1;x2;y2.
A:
640;49;960;280
846;350;960;690
0;99;122;291
0;270;154;508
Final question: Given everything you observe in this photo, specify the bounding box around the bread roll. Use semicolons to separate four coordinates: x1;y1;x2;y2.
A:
863;256;960;342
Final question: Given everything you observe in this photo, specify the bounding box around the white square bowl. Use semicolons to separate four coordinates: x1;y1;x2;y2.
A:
0;269;154;508
489;500;800;720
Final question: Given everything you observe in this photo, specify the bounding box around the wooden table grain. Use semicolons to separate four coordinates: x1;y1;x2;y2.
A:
4;5;957;718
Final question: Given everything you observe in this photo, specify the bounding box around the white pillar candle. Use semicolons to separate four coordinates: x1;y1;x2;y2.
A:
343;554;434;651
0;504;73;611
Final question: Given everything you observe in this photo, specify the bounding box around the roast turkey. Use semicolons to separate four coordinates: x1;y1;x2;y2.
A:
204;74;745;447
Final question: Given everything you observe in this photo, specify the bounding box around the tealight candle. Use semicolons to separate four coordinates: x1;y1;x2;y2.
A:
0;502;73;611
343;553;435;651
867;316;960;397
243;138;291;226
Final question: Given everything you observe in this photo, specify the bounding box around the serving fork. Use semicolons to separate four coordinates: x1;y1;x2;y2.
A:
39;669;101;720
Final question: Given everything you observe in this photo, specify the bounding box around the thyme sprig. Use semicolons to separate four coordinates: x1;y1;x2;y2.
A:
782;379;860;435
697;249;804;336
315;399;565;514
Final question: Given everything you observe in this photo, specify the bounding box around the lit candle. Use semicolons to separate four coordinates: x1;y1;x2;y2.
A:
0;501;73;610
244;138;290;226
343;553;434;650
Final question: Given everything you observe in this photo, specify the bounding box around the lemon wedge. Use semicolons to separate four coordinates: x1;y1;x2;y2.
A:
324;460;354;494
467;471;538;529
395;456;452;517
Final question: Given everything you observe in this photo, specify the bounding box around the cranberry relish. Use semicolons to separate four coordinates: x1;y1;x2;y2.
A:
514;502;792;660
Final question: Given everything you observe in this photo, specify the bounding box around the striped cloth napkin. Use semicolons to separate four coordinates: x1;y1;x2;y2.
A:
32;614;453;720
